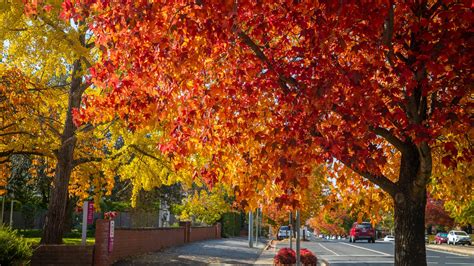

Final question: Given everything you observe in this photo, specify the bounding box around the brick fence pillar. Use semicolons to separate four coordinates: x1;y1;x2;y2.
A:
215;222;222;239
94;219;110;266
179;221;191;243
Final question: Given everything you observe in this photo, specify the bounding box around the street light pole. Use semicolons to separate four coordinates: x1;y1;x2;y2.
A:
1;196;4;225
9;199;14;227
255;208;259;246
289;211;293;249
248;211;253;248
296;209;301;266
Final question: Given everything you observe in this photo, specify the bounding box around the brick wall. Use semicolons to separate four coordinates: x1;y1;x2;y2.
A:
189;225;221;242
31;245;94;266
31;220;221;266
110;227;185;262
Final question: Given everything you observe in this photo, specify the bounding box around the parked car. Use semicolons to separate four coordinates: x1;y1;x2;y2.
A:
277;226;292;240
425;234;429;243
349;222;376;243
447;230;472;245
434;232;448;244
383;235;395;242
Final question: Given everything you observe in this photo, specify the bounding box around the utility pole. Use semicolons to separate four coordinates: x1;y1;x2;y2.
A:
296;210;301;266
248;211;253;248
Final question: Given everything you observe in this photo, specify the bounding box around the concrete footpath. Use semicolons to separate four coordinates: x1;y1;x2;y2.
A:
426;243;474;256
114;237;268;265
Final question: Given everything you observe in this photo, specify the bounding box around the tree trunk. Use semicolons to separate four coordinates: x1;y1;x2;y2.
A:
393;146;428;266
41;60;83;244
63;197;77;233
394;191;427;266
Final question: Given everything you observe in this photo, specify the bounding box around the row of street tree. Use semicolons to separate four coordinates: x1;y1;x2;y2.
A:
0;2;472;265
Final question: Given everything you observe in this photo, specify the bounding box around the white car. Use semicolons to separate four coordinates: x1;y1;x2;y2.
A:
447;230;472;245
383;235;395;242
277;226;292;240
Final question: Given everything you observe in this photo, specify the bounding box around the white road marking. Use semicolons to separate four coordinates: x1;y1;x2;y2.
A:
446;256;472;259
426;248;469;257
323;255;391;257
427;256;440;258
318;243;339;256
341;243;392;256
445;263;474;265
321;261;393;264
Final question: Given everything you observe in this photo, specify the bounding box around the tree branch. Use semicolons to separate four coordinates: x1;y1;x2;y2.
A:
72;157;102;168
235;29;301;94
129;144;171;171
0;131;37;137
338;157;397;196
0;149;47;158
369;126;408;153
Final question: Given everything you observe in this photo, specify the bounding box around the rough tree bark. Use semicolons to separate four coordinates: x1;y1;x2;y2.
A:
392;144;430;266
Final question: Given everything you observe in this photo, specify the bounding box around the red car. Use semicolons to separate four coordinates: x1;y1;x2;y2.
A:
349;222;376;243
434;232;448;244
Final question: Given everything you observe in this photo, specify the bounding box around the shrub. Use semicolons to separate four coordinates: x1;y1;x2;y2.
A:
300;248;317;265
274;247;296;265
274;248;318;266
0;226;33;266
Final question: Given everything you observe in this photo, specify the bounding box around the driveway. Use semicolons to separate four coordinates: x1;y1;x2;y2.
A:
114;237;267;265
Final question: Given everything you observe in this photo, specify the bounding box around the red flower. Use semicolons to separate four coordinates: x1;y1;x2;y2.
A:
104;211;117;220
274;248;318;266
300;248;317;266
274;248;296;265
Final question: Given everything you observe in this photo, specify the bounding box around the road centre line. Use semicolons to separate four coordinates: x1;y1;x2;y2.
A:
341;243;391;256
318;243;339;256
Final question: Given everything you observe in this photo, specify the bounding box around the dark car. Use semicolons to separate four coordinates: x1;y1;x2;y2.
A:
434;232;448;244
349;222;376;243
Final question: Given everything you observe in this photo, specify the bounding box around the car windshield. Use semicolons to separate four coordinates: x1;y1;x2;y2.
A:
280;226;290;231
439;233;447;237
386;236;394;238
356;223;372;229
454;232;468;236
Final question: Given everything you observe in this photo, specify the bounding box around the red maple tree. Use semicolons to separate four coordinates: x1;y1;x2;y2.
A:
61;1;471;265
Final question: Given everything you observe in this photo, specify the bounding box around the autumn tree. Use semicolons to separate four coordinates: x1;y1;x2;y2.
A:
0;2;107;243
425;195;454;232
65;1;471;265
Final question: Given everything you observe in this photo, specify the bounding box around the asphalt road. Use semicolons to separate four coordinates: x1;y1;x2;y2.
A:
277;237;474;266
